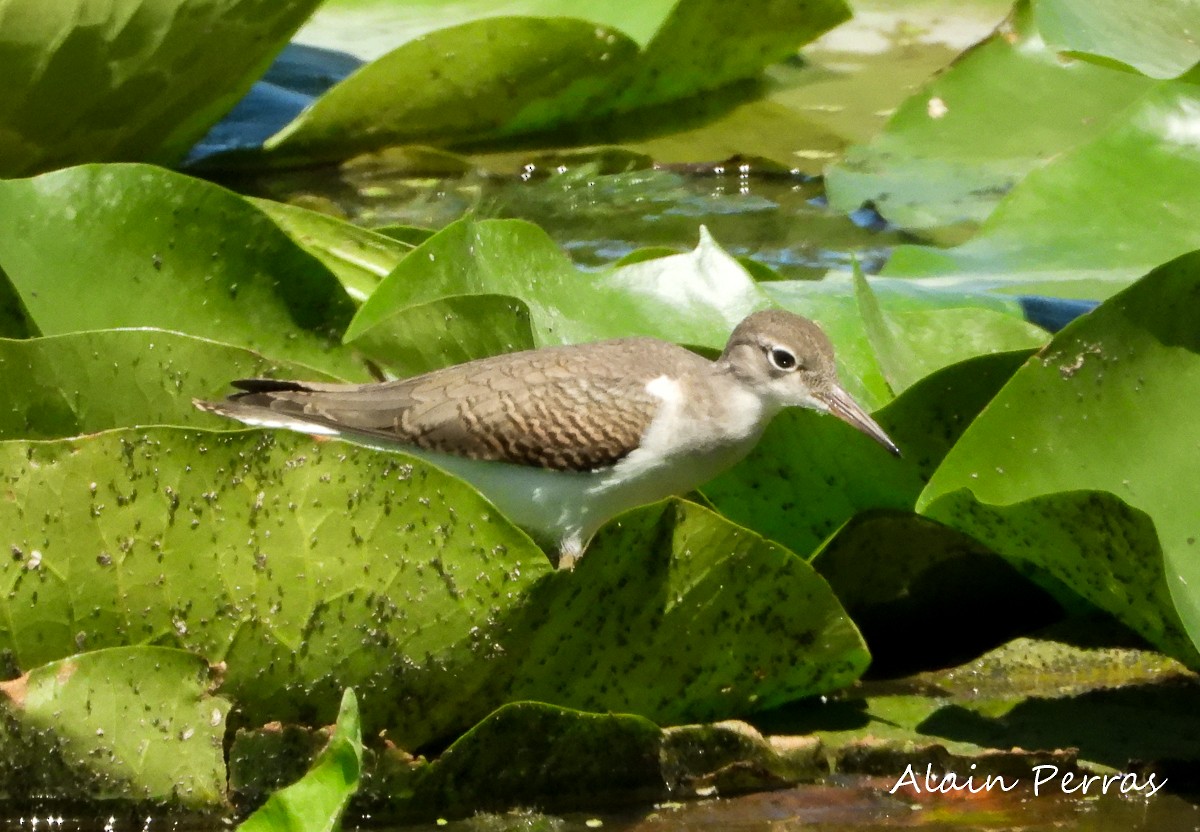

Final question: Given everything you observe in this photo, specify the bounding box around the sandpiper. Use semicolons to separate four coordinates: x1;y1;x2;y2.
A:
196;310;899;566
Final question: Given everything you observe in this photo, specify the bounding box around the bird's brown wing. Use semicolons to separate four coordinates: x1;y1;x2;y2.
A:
200;339;708;472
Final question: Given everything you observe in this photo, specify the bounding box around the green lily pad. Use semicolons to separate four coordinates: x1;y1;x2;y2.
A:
0;0;324;176
0;427;551;725
764;276;1041;410
853;267;1047;395
0;164;366;380
0;328;337;441
249;198;413;302
919;250;1200;664
883;73;1200;299
1034;0;1200;79
761;630;1200;776
238;689;362;832
347;215;1042;407
0;646;228;807
700;408;922;561
377;702;664;820
344;217;773;376
872;349;1035;483
825;1;1152;235
263;0;849;164
0;427;865;749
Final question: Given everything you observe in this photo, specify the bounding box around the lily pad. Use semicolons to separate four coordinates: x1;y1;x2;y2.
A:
761;629;1200;777
825;1;1152;235
376;702;664;820
919;250;1200;664
764;276;1043;410
852;267;1047;395
249;197;413;302
0;646;228;807
344;217;773;376
883;73;1200;299
238;689;362;832
262;0;850;164
0;164;366;379
1034;0;1200;79
0;427;865;749
0;0;324;176
0;328;336;441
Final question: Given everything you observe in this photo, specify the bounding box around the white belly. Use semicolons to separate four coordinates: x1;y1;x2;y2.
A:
398;430;754;560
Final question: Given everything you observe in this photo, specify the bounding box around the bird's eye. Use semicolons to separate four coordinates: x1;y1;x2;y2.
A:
768;347;798;371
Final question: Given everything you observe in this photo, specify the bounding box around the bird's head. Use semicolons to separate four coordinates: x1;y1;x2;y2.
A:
720;309;900;456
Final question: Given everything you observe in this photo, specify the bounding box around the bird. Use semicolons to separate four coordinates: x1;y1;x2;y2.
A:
195;309;899;568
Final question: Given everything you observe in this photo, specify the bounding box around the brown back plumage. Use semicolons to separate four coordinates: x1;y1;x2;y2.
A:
216;338;712;472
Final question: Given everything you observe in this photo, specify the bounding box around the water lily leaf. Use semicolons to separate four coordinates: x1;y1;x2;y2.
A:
0;328;336;441
812;511;1061;675
0;427;552;720
345;217;773;376
0;427;863;748
853;267;1047;396
376;702;664;820
249;198;414;302
700;408;922;561
919;250;1200;664
764;277;1041;410
826;1;1152;235
0;646;228;807
227;495;869;747
874;349;1035;483
764;630;1200;776
263;0;849;164
883;74;1200;299
1034;0;1200;79
0;0;324;176
852;265;918;394
264;17;639;164
347;216;1043;398
0;164;366;380
238;689;362;832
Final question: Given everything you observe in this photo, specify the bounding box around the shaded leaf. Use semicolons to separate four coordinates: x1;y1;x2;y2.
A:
812;511;1061;675
0;0;324;175
0;646;228;807
238;689;362;832
376;702;663;820
919;250;1200;663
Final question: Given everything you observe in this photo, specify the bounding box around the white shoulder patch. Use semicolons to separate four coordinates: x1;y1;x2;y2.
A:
644;375;683;405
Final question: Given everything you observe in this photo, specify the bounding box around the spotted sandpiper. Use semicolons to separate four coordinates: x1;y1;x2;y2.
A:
196;310;899;566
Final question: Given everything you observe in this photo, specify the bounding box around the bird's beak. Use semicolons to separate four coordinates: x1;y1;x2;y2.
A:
817;385;901;457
